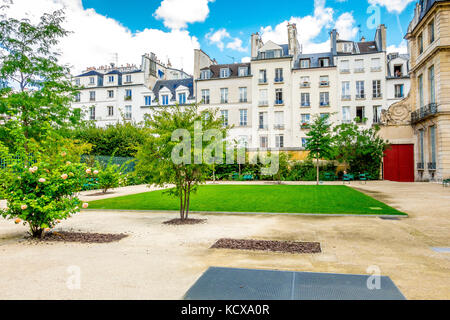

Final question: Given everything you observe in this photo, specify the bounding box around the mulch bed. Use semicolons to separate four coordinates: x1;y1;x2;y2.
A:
211;238;321;254
38;231;128;244
86;192;116;197
163;218;207;226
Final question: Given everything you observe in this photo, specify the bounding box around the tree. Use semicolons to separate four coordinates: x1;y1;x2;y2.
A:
0;9;81;150
333;121;388;179
305;115;333;185
136;104;226;221
0;131;91;238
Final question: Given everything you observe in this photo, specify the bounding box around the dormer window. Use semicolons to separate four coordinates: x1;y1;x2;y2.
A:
200;70;211;80
238;67;248;77
259;49;282;59
89;77;95;85
300;59;310;69
108;76;114;83
343;43;353;53
75;78;80;86
319;58;330;67
125;75;132;83
220;68;230;78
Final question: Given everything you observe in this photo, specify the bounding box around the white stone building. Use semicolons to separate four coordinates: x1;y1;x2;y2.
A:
71;53;194;126
386;52;411;107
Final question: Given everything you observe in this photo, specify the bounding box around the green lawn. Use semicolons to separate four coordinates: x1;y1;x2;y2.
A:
88;185;406;216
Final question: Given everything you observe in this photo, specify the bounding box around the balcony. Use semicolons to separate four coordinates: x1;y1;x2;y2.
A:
354;68;365;73
356;94;365;100
259;79;268;85
258;101;268;107
371;67;382;72
124;96;132;101
258;125;268;130
300;123;310;130
239;98;248;103
340;69;350;74
319;81;330;87
320;101;330;107
341;119;352;124
395;93;404;99
275;100;284;106
417;162;425;170
89;97;96;102
274;77;284;83
411;103;438;124
428;162;437;171
373;93;382;99
274;124;285;130
301;102;311;108
341;95;351;101
300;82;310;88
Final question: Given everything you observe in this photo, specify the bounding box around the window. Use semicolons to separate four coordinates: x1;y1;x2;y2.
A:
220;68;230;78
275;89;283;104
274;111;284;130
161;94;169;105
239;109;248;126
124;105;132;120
89;77;95;85
200;70;211;80
300;59;310;69
301;113;310;124
342;81;350;99
429;66;435;103
125;75;132;83
259;70;267;83
301;138;308;148
418;33;423;54
239;136;249;148
220;88;228;104
373;105;382;123
275;135;284;148
430;126;436;165
371;58;381;71
429;20;435;44
395;84;404;98
221;110;229;126
259;49;282;59
320;113;330;124
238;67;248;77
74;92;80;102
356;106;365;122
107;90;114;98
356;81;365;99
319;58;330;67
341;60;350;72
178;92;186;105
300;76;310;87
239;87;248;103
320;92;329;107
89;91;96;101
108;76;114;83
145;96;152;106
259;89;268;106
75;79;81;86
301;93;310;107
343;43;353;53
342;106;351;123
107;106;114;117
394;64;403;77
201;89;210;104
260;136;268;149
319;76;329;87
419;129;424;164
355;59;364;72
89;106;95;120
275;68;283;82
372;80;382;98
125;89;132;100
418;74;424;108
259;112;268;130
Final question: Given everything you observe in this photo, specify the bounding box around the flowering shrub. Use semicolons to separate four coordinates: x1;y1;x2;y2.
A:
0;147;89;238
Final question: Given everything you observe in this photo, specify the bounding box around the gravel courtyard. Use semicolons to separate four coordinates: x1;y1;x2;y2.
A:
0;181;449;300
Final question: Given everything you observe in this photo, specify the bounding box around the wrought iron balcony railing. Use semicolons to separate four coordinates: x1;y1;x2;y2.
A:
417;162;425;170
411;103;438;124
428;162;437;171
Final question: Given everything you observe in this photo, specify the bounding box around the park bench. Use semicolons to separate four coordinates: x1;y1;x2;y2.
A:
359;173;368;184
443;179;450;188
324;172;338;181
343;174;354;184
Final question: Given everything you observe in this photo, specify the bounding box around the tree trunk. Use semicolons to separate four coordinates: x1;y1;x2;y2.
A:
185;185;191;220
179;192;185;220
31;226;44;239
316;157;320;185
182;187;188;220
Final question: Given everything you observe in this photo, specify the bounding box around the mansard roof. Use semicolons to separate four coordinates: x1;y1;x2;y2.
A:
152;78;194;101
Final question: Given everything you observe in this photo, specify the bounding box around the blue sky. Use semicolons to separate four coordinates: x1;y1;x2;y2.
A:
5;0;418;73
82;0;416;65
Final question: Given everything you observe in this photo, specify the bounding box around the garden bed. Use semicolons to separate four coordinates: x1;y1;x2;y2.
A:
163;218;207;226
211;238;321;254
36;231;128;243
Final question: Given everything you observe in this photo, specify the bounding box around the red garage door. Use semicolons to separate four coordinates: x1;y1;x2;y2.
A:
383;144;414;182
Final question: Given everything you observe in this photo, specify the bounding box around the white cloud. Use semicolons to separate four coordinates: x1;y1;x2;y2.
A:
226;38;247;52
241;57;251;63
259;0;359;54
205;28;230;51
154;0;214;30
387;41;408;54
368;0;415;14
3;0;200;75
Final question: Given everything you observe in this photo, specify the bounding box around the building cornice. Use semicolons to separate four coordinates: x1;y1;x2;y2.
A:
410;45;450;73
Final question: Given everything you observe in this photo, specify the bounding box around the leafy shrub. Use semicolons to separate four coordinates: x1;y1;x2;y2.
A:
95;157;130;193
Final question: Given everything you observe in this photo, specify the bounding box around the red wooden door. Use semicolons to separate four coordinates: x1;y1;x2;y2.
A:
383;144;414;182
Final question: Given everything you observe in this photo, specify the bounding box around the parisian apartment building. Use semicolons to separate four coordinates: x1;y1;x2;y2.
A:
71;23;411;152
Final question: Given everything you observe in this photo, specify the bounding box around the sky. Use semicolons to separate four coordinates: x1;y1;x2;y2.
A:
2;0;418;75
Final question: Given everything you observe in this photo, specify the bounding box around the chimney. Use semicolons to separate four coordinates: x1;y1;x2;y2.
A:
251;33;262;59
376;24;387;51
287;23;299;56
330;29;338;55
